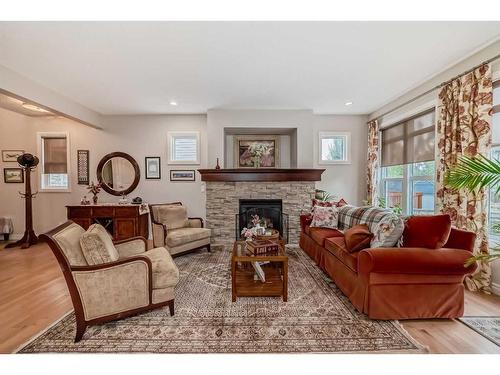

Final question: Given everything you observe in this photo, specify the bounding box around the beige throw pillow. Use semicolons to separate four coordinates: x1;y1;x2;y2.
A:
157;205;189;230
80;224;119;265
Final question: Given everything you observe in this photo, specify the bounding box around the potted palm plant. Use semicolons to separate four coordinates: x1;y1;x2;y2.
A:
445;154;500;265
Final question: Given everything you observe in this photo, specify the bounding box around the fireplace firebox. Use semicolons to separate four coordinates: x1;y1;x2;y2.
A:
236;199;289;243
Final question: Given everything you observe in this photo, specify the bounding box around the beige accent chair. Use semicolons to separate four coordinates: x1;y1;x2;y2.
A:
150;202;211;256
41;221;179;342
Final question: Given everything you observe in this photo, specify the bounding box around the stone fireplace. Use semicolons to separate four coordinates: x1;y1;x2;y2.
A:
200;169;322;249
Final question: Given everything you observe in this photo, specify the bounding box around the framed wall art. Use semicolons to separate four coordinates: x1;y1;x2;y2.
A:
233;135;280;168
77;150;90;185
145;157;161;179
170;169;195;182
2;150;24;162
4;168;24;183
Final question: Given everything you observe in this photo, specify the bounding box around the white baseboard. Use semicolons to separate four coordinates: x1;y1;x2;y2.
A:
491;282;500;296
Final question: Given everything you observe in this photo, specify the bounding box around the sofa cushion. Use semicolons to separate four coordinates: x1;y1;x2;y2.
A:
370;213;405;248
156;205;189;230
309;227;343;246
312;198;348;208
324;237;359;272
344;224;373;253
402;215;452;249
142;247;180;289
310;205;339;229
166;227;211;247
79;224;119;265
304;225;311;235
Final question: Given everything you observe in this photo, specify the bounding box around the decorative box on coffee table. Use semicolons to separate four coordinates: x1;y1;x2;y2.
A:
231;240;288;302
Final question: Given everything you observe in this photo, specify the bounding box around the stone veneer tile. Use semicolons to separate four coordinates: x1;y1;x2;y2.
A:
206;181;315;249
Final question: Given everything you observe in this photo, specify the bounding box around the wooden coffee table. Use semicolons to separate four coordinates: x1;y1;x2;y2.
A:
231;240;288;302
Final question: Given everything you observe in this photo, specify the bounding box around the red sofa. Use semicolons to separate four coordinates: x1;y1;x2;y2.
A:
299;213;477;320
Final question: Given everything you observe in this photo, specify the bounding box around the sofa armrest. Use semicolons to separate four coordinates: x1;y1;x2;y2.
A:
300;214;312;233
358;247;477;276
114;236;148;258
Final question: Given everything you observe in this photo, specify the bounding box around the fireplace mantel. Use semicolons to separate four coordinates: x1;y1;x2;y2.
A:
198;168;325;182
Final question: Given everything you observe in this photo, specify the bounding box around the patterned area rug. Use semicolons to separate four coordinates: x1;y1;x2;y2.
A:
19;245;425;353
459;317;500;347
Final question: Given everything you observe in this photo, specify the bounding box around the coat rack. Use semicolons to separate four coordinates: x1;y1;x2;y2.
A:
6;153;39;249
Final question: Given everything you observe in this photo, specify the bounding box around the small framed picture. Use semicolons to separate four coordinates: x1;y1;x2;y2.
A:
145;157;161;179
4;168;24;183
77;150;90;185
2;150;24;162
170;169;195;182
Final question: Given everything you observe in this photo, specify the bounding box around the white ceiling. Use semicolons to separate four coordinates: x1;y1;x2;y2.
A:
0;22;499;115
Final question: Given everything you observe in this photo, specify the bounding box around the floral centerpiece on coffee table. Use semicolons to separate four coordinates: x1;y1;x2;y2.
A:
86;181;102;204
241;214;267;240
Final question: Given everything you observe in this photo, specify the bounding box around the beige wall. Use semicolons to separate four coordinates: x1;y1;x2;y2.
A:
313;115;368;205
0;107;367;239
0;108;207;237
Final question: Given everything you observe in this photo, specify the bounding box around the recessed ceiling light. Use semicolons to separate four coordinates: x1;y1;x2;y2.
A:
22;102;50;113
169;101;178;106
345;101;353;106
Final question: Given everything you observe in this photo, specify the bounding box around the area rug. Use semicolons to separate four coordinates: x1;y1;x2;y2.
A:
459;317;500;347
19;245;425;353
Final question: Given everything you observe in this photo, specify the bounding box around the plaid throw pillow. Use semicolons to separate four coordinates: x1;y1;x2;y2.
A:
337;205;404;248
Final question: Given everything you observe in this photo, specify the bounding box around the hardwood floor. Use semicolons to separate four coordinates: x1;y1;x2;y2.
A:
1;241;500;354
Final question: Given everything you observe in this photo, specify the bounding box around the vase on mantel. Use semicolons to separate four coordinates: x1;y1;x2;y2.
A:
92;195;98;205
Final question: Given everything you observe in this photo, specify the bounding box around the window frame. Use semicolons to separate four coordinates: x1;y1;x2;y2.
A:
318;131;351;165
380;162;436;215
36;131;71;193
167;131;200;165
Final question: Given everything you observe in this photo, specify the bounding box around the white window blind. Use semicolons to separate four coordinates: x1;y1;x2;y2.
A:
168;132;200;164
173;136;197;161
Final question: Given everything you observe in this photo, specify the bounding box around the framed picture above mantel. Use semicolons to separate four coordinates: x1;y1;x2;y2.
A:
234;135;280;169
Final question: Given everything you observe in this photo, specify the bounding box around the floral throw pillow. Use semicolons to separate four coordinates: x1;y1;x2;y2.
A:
370;213;404;248
310;206;339;229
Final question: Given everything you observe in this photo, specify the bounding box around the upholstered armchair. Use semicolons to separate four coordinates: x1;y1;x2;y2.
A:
41;221;179;342
150;202;211;256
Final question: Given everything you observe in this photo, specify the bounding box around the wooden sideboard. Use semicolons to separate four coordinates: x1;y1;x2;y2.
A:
66;204;149;240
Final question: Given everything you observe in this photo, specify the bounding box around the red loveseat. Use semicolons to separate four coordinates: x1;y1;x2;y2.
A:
299;208;477;320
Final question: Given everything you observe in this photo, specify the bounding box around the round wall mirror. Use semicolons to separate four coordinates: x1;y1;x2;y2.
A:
97;152;140;196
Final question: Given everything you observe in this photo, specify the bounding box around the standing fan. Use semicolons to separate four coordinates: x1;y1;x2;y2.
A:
5;153;39;249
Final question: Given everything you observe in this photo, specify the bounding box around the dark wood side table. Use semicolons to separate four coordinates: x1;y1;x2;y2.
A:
231;240;288;302
66;204;149;240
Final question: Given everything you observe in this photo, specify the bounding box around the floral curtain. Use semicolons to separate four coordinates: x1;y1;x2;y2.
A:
436;63;493;292
366;119;380;206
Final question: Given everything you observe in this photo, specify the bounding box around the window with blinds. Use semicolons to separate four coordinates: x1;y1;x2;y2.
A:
38;133;70;190
168;132;200;164
381;109;435;167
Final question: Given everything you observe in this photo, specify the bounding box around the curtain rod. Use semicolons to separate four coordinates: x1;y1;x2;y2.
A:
373;53;500;122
